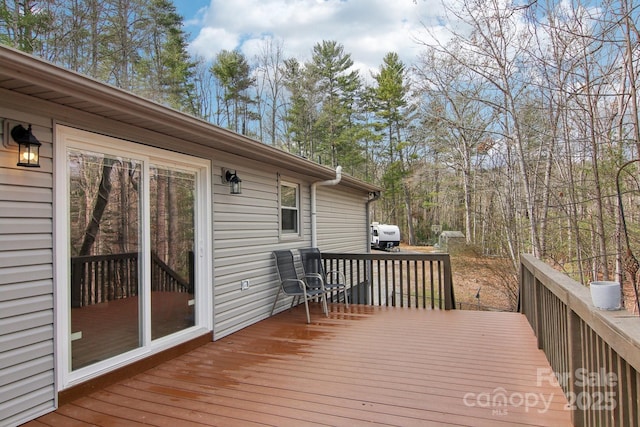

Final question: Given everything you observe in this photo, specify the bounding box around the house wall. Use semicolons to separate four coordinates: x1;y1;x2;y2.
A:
210;155;369;339
316;185;369;253
0;111;56;426
0;86;371;424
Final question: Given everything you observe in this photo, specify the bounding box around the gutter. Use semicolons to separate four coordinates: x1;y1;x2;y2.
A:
311;166;342;248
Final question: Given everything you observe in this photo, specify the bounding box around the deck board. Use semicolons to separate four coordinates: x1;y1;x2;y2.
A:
25;305;572;426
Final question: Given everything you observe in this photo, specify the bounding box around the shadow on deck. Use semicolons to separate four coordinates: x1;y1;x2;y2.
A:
26;304;571;427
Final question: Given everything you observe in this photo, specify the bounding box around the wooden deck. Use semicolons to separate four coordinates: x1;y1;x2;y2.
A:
25;305;572;426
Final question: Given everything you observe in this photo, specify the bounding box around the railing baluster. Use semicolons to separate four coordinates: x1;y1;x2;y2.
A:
398;260;402;306
416;260;420;307
375;259;381;305
430;260;434;308
108;258;114;300
348;259;354;304
93;260;99;304
390;259;396;306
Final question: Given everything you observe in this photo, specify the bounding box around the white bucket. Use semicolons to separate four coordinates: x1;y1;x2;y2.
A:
589;281;621;310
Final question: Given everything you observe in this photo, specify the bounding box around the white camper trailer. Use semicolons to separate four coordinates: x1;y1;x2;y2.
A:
371;222;401;250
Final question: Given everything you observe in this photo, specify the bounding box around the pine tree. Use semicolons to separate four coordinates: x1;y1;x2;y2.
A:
210;49;256;134
309;41;362;167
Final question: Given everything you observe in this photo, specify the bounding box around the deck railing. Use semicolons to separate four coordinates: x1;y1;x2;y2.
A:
520;254;640;427
71;251;192;307
322;252;456;310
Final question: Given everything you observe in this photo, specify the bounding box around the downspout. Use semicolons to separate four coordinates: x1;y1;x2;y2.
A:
311;166;342;248
366;191;381;253
364;190;381;304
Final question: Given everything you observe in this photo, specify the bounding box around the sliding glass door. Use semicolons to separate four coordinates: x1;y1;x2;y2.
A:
59;126;210;379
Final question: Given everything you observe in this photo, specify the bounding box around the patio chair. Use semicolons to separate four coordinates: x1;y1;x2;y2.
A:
299;247;349;308
271;250;328;323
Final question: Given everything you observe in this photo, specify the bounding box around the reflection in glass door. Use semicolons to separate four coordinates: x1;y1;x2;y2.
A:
150;165;196;340
68;150;142;370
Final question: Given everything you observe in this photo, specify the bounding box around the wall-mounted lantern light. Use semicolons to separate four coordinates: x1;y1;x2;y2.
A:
11;124;42;168
222;168;242;194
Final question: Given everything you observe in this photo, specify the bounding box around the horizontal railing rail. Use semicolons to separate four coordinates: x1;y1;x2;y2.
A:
322;252;455;310
520;254;640;427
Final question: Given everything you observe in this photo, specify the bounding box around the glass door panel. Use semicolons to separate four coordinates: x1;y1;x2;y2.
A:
149;165;196;340
68;150;142;370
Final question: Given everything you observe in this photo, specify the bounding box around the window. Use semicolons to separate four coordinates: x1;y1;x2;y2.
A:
280;181;299;235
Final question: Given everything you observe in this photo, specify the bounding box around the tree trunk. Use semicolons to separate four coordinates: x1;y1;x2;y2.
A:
403;182;415;245
155;171;168;261
168;172;179;267
79;158;115;256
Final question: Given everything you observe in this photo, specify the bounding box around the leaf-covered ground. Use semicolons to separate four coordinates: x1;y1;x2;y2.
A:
402;245;516;312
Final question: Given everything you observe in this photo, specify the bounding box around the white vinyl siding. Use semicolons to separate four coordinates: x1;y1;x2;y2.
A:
0;117;55;427
1;113;373;426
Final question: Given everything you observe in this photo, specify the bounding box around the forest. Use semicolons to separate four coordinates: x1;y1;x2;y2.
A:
2;0;640;289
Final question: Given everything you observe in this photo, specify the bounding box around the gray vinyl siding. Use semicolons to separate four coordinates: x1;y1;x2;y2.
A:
211;161;314;338
316;185;369;252
212;162;280;337
211;166;369;339
0;115;55;426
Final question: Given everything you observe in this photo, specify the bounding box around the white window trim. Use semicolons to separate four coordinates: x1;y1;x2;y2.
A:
54;125;212;390
279;179;301;239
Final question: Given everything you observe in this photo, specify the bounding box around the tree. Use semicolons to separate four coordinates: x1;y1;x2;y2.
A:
308;40;364;168
0;0;53;53
191;55;217;121
140;0;197;113
414;50;491;246
282;57;321;156
254;38;288;145
416;0;545;264
210;49;256;134
371;52;418;242
78;158;115;256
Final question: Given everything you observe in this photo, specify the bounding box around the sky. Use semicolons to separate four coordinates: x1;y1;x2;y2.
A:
172;0;447;79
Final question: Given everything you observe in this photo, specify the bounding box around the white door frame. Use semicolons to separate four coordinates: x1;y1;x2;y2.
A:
54;125;212;391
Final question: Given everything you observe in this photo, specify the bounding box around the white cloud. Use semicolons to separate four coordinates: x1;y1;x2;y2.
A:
187;0;446;77
189;27;239;54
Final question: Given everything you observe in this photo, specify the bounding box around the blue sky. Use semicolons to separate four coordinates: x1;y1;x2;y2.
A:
172;0;447;77
173;0;209;37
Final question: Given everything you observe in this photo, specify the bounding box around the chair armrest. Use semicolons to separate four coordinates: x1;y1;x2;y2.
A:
326;269;346;285
282;278;308;292
303;273;326;290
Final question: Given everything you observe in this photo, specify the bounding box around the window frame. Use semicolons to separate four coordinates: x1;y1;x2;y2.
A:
279;179;301;239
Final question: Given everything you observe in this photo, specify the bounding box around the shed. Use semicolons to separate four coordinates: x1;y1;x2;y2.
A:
438;230;466;250
0;45;380;426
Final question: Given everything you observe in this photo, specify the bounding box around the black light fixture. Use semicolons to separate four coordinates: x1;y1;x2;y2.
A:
11;124;41;168
222;168;242;194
